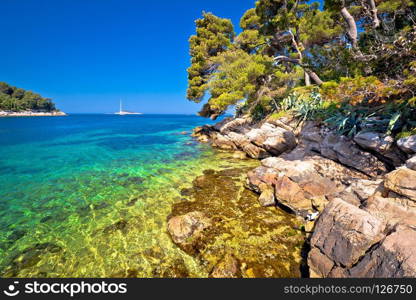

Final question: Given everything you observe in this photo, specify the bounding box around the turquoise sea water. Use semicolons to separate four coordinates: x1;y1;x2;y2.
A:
0;114;252;277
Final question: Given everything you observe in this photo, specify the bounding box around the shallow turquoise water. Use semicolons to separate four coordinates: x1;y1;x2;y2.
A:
0;114;251;277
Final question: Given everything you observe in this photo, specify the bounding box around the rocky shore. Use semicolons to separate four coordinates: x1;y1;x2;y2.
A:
167;115;416;278
0;110;66;117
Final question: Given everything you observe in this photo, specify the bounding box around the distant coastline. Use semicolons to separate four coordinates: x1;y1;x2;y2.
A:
0;110;66;117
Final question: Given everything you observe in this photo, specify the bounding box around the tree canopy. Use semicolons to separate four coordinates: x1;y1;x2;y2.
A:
186;0;416;136
0;82;57;112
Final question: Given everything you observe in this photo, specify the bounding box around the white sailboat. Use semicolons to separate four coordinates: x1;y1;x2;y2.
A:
114;100;142;115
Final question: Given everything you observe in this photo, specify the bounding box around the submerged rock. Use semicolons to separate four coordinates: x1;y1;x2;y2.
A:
191;116;416;278
167;211;211;246
2;243;63;277
103;220;128;234
210;254;241;278
121;176;145;186
0;230;27;250
232;151;248;160
168;166;304;278
151;258;190;278
258;184;275;207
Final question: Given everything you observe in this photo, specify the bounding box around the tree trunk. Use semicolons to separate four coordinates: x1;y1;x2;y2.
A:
289;30;310;86
367;0;380;28
304;72;311;86
306;70;323;86
274;55;323;86
341;7;358;48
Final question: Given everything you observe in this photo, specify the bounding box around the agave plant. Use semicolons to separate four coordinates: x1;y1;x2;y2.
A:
278;91;324;122
325;109;376;136
325;106;408;137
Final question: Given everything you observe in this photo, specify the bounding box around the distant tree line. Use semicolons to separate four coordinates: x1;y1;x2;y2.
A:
0;82;57;112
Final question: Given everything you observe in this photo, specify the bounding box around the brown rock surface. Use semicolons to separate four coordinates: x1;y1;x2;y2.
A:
167;211;211;246
247;156;356;215
353;132;404;167
310;198;386;268
384;168;416;201
210;254;241;278
246;123;296;156
321;134;386;177
308;248;334;278
258;183;276;207
210;132;237;150
348;226;416;277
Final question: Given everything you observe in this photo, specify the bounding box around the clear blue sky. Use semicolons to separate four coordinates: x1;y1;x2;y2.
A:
0;0;258;114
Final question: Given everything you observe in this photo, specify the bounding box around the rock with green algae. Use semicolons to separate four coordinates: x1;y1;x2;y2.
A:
167;167;305;278
167;211;212;248
1;243;63;278
210;254;241;278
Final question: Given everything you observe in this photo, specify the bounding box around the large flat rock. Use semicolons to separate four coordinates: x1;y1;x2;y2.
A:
349;226;416;277
384;167;416;201
310;198;386;268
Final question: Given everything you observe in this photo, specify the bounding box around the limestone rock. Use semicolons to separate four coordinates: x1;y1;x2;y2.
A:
246;123;296;156
406;156;416;171
364;196;416;227
214;117;250;134
211;132;237;150
353;132;404;167
248;156;352;215
167;211;211;245
267;118;294;132
397;135;416;154
242;143;270;159
263;132;296;157
321;133;386;177
308;248;334;278
226;132;250;148
298;122;324;153
212;117;233;132
384;167;416;201
310;198;386;268
274;175;311;213
232;151;247;160
246;166;279;192
258;183;276;207
335;178;383;206
354;132;393;153
349;226;416;277
210;254;241;278
261;157;315;182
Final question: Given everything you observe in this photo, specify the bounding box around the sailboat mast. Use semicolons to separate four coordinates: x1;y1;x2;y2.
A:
120;99;122;113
